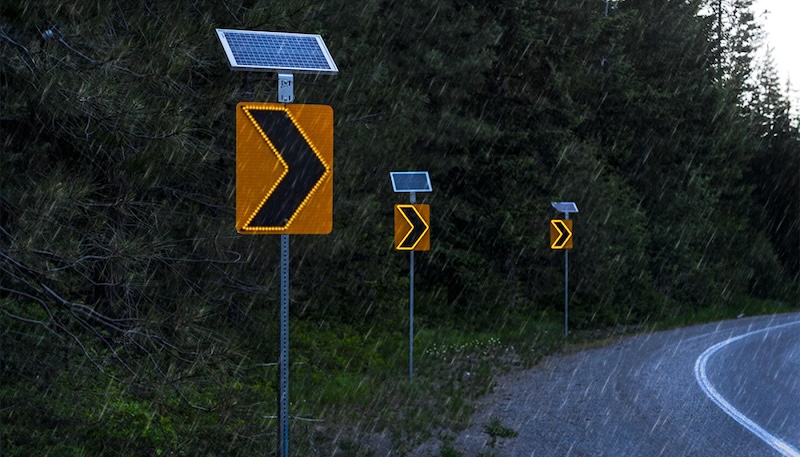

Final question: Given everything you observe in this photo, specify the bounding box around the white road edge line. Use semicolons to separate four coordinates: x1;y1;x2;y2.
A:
694;320;800;457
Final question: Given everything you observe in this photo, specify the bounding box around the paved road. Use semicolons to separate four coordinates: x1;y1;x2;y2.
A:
445;313;800;457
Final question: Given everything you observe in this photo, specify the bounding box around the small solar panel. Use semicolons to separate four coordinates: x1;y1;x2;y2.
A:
216;29;338;74
551;202;579;213
390;172;432;193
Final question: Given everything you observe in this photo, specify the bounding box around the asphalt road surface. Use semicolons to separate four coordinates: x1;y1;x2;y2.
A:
444;313;800;457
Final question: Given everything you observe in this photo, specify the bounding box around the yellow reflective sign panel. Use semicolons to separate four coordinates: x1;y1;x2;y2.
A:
236;102;333;234
549;219;573;250
394;204;430;251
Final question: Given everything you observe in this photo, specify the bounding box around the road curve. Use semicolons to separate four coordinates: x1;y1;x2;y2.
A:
445;313;800;457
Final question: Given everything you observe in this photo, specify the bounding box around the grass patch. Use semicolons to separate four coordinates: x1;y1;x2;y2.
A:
437;445;464;457
484;416;518;447
275;313;570;454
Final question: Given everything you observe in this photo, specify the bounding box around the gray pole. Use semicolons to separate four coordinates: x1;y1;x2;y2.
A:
564;212;569;337
409;191;416;380
409;250;415;380
564;249;569;337
279;234;289;457
277;72;293;457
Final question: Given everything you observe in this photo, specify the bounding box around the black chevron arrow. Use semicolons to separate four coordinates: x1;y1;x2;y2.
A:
245;109;327;229
398;205;429;250
551;219;572;249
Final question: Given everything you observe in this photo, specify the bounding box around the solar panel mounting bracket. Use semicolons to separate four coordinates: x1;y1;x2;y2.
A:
278;73;294;103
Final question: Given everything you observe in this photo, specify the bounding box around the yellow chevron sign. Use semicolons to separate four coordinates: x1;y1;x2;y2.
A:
549;219;573;250
236;103;333;234
394;204;430;251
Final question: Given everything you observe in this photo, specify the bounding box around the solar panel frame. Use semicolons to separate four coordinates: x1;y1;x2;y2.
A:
551;202;579;213
390;172;432;193
216;29;339;74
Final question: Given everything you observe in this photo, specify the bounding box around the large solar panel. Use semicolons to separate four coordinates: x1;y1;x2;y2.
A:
216;29;338;74
390;172;432;193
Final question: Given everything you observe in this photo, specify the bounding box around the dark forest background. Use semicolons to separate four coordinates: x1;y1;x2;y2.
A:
1;0;798;454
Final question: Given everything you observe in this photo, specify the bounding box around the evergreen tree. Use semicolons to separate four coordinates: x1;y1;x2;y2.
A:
746;50;800;290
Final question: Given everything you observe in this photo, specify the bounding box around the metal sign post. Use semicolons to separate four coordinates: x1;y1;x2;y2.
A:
564;213;569;337
278;73;292;457
279;233;290;457
409;192;416;380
